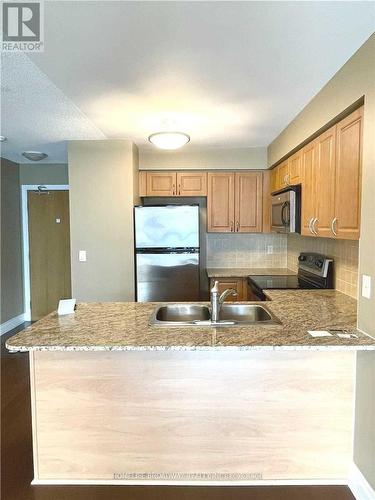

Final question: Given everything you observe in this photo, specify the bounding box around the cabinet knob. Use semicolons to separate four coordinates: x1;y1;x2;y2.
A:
236;221;240;232
172;184;176;196
230;221;234;232
178;184;181;196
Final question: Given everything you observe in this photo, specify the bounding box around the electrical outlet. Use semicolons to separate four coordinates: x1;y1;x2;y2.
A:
361;275;371;299
79;250;87;262
267;245;273;254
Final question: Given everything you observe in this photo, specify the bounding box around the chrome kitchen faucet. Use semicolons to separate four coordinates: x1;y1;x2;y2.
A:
210;280;238;322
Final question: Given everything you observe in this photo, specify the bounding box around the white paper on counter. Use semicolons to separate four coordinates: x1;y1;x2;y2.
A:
308;330;333;338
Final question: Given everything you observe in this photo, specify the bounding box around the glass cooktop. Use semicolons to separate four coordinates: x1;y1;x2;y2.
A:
248;274;317;290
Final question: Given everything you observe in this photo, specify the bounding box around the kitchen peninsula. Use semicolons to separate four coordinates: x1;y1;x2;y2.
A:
6;291;374;485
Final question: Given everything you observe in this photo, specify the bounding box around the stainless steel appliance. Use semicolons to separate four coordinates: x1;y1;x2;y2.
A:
247;252;333;301
271;185;301;233
135;205;201;302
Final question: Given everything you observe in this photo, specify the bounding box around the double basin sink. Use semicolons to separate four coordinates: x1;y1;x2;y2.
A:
150;303;280;327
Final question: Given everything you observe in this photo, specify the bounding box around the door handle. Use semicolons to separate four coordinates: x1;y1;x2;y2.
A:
312;217;318;236
172;184;176;196
178;184;181;196
230;221;234;232
331;217;338;236
236;221;240;232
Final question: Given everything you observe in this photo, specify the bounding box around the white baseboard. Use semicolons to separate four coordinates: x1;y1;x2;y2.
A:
31;479;348;486
0;313;25;335
349;463;375;500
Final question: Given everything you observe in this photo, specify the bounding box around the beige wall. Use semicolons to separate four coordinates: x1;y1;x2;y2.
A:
139;146;267;170
354;352;375;491
268;34;375;489
287;235;359;299
68;140;138;302
1;158;24;323
19;163;68;185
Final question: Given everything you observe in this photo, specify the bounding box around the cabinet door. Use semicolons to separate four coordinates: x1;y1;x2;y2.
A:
334;107;363;240
177;172;207;196
288;151;301;185
210;278;244;301
301;140;317;236
270;168;279;193
234;172;263;233
207;172;235;232
146;172;176;196
314;126;336;238
139;171;147;197
278;161;289;189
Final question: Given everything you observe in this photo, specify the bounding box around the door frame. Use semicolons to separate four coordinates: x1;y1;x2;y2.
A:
21;185;70;321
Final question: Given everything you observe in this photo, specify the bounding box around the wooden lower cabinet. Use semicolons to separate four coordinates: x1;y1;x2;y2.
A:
210;277;247;301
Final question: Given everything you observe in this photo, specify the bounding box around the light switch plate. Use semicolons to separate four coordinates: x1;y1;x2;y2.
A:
362;274;371;299
79;250;87;262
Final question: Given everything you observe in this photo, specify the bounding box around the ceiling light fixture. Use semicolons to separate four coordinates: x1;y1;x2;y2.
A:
0;136;7;142
22;151;48;161
148;131;190;150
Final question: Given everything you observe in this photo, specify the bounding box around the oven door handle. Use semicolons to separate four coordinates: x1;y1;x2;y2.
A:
281;201;290;226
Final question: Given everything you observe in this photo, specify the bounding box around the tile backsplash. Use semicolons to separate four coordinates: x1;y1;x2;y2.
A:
206;232;359;299
287;234;359;298
206;233;287;268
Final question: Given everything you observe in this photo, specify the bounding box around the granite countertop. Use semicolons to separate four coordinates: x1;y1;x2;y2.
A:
6;291;375;352
206;267;296;278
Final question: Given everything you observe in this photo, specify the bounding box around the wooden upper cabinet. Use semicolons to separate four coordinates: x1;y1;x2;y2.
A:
334;107;363;240
207;172;263;233
207;172;235;232
177;172;207;196
313;125;337;238
270;168;279;193
146;172;176;196
278;161;289;190
234;172;263;232
288;151;301;185
301;140;317;236
271;153;301;194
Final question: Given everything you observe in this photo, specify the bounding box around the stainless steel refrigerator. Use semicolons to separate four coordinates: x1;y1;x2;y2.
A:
135;205;201;302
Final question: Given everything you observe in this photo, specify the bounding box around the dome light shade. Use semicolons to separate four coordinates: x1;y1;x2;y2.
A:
22;151;48;161
148;131;190;150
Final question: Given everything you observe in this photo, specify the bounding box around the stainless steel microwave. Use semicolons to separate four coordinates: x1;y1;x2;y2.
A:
271;185;301;234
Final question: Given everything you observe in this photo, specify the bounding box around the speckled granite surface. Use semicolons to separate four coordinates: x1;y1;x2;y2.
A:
206;267;296;278
6;291;375;352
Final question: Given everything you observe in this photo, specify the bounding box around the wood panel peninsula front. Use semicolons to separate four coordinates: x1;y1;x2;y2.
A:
7;291;374;486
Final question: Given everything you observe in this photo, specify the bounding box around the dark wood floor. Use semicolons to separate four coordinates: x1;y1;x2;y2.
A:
1;325;355;500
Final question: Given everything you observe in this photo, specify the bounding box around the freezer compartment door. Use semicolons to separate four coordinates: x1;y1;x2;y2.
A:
135;205;199;249
136;252;199;302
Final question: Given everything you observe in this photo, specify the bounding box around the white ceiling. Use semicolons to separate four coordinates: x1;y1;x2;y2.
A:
1;1;374;163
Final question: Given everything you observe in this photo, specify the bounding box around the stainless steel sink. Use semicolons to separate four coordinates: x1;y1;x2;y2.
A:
219;304;275;323
150;303;280;327
151;304;211;326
